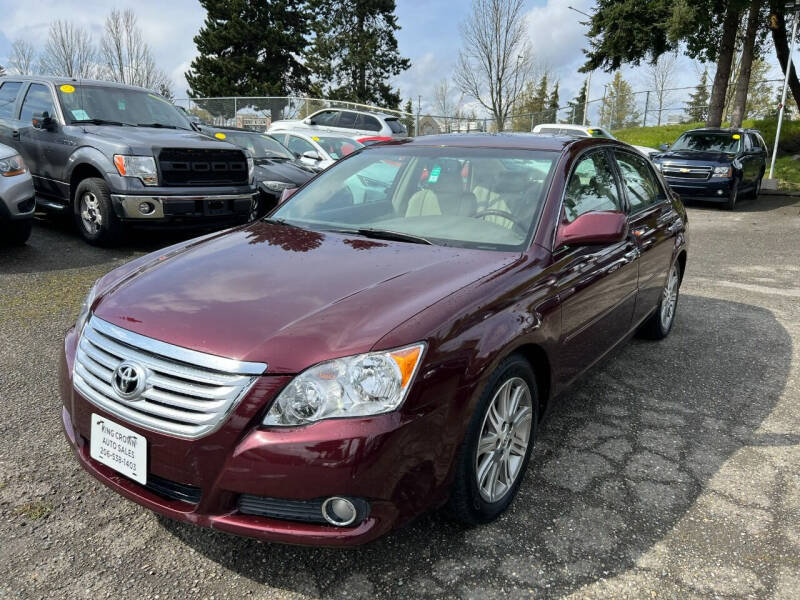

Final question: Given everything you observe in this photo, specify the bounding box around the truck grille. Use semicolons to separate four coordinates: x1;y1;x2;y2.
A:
661;164;712;180
158;148;248;186
73;317;266;439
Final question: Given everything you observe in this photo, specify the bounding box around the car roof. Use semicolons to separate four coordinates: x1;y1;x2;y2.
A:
270;129;358;140
311;108;398;120
397;132;582;151
0;75;155;94
684;127;762;134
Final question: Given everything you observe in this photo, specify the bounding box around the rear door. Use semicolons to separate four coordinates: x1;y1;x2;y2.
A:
554;148;639;385
0;80;25;151
613;148;679;325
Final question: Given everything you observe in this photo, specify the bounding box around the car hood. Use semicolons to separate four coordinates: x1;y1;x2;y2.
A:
93;222;518;372
253;160;315;186
80;125;239;154
653;149;735;164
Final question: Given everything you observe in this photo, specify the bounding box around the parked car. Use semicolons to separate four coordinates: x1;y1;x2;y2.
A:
0;142;35;245
0;76;256;245
61;133;687;547
198;126;316;220
269;108;408;139
532;123;659;157
268;130;363;170
651;128;767;210
355;135;394;146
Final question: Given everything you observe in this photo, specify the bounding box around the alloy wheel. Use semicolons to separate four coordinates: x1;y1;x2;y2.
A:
660;265;679;330
80;192;103;234
474;376;533;503
248;196;260;222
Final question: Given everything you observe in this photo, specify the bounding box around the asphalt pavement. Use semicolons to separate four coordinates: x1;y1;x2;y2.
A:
1;195;799;599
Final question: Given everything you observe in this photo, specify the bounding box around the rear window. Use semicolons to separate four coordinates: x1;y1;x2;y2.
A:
385;118;406;135
0;81;23;119
315;136;364;159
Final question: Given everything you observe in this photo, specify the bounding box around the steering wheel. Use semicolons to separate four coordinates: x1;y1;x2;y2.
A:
474;209;528;237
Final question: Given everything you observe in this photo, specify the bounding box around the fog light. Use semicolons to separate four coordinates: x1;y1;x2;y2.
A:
138;201;155;215
321;497;357;526
717;189;724;196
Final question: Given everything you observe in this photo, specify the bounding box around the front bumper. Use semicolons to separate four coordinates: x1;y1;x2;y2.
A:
59;328;452;546
0;171;36;221
663;177;735;202
110;192;256;221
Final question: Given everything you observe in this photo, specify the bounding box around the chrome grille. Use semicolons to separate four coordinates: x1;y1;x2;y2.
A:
73;317;266;439
661;164;712;180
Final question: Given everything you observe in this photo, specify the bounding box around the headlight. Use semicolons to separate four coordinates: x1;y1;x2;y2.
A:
0;154;27;177
654;162;663;171
247;156;255;183
712;166;733;178
263;343;426;427
75;282;99;335
113;155;158;186
262;181;295;192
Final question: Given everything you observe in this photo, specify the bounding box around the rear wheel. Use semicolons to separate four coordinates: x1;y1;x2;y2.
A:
639;262;681;340
446;354;537;524
750;176;763;200
73;178;123;246
3;219;33;245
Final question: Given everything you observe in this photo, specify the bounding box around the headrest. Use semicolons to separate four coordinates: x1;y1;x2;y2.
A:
434;169;464;194
493;174;529;194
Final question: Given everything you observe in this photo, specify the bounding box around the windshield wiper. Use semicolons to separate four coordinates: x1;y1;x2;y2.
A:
329;227;433;245
136;122;183;129
263;217;304;229
72;118;131;126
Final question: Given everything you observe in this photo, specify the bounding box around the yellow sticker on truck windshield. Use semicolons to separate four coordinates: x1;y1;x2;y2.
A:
214;132;227;140
60;84;75;93
732;134;741;139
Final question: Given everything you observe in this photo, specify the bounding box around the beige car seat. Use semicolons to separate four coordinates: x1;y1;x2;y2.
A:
406;170;476;217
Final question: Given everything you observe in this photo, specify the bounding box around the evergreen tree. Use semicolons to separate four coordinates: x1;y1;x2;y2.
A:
532;75;549;122
568;79;588;125
600;72;640;130
546;82;560;123
686;68;711;123
185;0;311;119
0;64;5;77
401;99;415;135
307;0;410;109
745;59;774;119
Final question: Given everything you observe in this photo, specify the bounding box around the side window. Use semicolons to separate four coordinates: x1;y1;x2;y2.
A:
356;114;381;132
614;150;662;212
336;111;358;128
312;110;339;126
287;135;316;156
746;133;762;152
20;84;56;123
0;82;23;119
564;151;622;222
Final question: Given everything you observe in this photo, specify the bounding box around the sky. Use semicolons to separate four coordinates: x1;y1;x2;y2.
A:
0;0;787;121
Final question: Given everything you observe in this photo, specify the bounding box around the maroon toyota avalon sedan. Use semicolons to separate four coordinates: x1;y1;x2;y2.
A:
60;134;687;546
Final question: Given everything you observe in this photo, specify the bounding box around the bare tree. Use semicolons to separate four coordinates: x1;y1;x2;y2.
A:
9;40;37;75
645;53;679;126
39;20;96;78
433;78;463;131
99;9;171;91
454;0;534;131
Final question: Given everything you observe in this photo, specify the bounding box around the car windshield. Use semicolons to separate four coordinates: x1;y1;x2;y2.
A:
273;146;557;251
671;132;742;153
56;84;190;129
216;131;293;159
313;136;363;159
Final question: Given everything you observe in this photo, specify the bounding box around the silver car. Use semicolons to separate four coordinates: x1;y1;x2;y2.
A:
268;130;364;170
0;143;35;245
269;108;407;140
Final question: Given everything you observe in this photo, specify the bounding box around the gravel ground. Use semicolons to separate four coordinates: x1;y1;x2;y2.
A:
1;195;799;600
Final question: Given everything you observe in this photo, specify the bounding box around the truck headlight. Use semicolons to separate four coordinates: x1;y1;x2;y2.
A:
0;154;27;177
247;156;255;184
75;282;99;336
712;166;732;178
113;155;158;186
262;181;294;192
263;343;426;427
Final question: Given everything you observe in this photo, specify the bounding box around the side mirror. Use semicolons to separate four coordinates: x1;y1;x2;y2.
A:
302;150;321;161
32;111;56;131
303;117;313;125
279;187;298;204
555;211;628;248
658;143;670;151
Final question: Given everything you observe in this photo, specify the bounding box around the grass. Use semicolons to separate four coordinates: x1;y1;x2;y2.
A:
612;118;800;192
13;500;53;520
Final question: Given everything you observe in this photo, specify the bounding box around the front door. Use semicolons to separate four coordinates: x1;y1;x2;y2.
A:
554;149;639;386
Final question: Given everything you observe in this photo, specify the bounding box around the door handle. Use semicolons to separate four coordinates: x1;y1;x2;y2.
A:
11;130;20;140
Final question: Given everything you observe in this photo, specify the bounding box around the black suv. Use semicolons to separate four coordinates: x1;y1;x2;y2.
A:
651;128;767;210
0;76;256;244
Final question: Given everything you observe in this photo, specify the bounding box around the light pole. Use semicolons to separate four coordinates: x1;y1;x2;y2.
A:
569;5;593;126
768;2;800;182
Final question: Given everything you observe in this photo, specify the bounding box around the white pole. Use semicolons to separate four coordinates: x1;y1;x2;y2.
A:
770;12;799;179
583;70;592;126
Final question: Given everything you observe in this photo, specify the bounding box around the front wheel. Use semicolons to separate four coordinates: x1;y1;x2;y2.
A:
725;181;738;210
73;178;123;246
446;354;537;524
639;262;681;340
3;219;33;246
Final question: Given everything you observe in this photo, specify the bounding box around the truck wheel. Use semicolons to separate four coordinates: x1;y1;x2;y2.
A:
4;219;33;246
73;178;123;246
750;176;762;200
725;182;738;211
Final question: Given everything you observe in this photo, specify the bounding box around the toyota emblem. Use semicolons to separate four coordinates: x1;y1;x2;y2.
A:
112;361;147;400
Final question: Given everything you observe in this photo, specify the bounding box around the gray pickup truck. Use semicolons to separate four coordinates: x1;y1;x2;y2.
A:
0;76;256;245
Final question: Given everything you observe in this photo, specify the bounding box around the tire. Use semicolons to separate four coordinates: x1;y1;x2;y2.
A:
639;261;681;340
248;193;267;222
73;178;123;246
3;219;33;246
446;354;538;525
725;181;738;210
750;176;763;200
